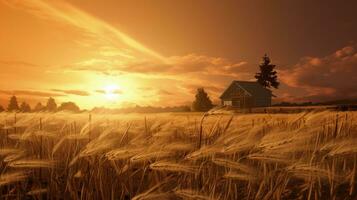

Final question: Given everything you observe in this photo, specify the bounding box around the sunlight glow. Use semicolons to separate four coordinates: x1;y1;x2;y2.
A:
104;84;120;101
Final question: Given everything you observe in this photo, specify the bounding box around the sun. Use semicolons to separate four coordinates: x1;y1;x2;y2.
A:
104;84;120;101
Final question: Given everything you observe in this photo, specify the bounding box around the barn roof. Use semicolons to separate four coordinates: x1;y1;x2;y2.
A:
220;81;273;99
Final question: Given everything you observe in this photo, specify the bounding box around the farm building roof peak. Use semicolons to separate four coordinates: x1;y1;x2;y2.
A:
220;80;273;99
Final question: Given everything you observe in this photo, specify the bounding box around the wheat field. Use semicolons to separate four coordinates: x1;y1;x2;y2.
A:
0;111;356;199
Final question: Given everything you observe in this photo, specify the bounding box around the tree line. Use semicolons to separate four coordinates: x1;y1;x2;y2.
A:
91;105;191;113
0;96;81;113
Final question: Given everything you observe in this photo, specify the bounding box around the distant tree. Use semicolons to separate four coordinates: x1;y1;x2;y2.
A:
7;95;19;112
58;102;80;113
46;97;57;112
0;105;4;112
192;88;214;112
20;102;31;113
255;54;279;89
34;102;45;112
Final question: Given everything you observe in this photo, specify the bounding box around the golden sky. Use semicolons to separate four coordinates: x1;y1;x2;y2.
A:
1;0;357;109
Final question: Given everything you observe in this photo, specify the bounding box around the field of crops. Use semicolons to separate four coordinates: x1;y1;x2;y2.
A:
0;111;356;199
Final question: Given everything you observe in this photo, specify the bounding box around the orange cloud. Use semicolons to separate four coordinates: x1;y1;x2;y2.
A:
157;90;174;96
0;1;270;108
95;89;122;95
51;89;90;96
3;0;167;64
67;53;251;78
0;90;64;97
280;45;357;101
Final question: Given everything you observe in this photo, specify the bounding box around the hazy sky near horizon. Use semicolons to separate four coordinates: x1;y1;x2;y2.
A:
1;0;357;108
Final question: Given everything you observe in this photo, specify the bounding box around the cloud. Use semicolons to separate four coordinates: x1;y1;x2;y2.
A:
157;90;174;96
52;89;90;96
0;60;38;67
95;90;105;94
98;46;135;59
0;90;65;97
168;54;249;75
118;54;252;103
62;53;253;103
280;45;357;101
0;60;44;75
95;89;123;94
0;1;264;107
128;54;249;77
3;0;167;64
68;53;251;78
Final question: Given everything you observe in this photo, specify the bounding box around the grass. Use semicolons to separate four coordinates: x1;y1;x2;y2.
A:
0;111;356;199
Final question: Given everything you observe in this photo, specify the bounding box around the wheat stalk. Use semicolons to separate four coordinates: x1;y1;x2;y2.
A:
0;171;28;186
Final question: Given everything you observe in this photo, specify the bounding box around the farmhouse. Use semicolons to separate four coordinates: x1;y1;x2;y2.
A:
220;81;273;108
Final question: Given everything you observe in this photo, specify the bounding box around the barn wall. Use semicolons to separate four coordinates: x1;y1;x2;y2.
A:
222;95;271;107
220;82;272;108
253;94;271;107
240;97;253;108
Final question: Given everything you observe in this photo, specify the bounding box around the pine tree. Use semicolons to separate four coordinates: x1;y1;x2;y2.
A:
46;97;57;112
192;88;214;112
20;102;31;113
255;54;279;89
7;95;19;112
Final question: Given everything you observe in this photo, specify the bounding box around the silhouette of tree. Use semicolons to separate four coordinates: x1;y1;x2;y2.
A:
34;102;45;112
255;54;279;89
0;105;4;112
192;88;214;112
20;102;31;113
46;97;57;112
58;102;80;113
7;95;19;112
